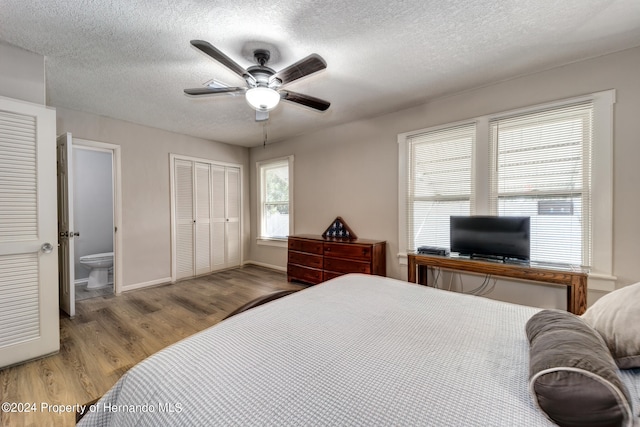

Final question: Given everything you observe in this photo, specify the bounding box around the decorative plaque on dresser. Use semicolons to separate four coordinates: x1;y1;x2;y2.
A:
287;217;386;284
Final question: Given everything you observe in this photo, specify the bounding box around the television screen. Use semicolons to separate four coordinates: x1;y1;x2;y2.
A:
450;216;530;261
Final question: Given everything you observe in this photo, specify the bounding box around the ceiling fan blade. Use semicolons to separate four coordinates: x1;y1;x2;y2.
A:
184;87;246;96
270;54;327;86
190;40;255;84
280;90;330;111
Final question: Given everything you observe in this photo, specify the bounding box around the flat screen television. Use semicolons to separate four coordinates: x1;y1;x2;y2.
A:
450;216;530;261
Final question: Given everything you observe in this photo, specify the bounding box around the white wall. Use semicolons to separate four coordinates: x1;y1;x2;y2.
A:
0;41;45;104
0;39;252;291
56;107;250;289
73;147;114;280
250;46;640;307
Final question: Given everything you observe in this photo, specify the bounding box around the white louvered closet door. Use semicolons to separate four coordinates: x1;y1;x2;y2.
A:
0;97;59;368
173;157;241;280
211;165;241;271
211;165;227;270
175;159;194;280
194;163;211;275
225;167;241;267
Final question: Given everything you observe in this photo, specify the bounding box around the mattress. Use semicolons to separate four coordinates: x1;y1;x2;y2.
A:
77;274;640;426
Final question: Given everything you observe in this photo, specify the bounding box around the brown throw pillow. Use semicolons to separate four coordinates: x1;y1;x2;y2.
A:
526;309;632;427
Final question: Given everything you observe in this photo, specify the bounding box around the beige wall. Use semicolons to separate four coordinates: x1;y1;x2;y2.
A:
4;36;639;304
56;108;250;288
0;41;45;104
250;46;640;305
0;40;252;291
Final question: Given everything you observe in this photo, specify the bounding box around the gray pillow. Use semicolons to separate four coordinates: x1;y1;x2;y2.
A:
526;309;632;427
582;282;640;369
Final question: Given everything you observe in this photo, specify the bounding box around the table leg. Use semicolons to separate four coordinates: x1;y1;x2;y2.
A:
568;275;588;315
408;256;417;283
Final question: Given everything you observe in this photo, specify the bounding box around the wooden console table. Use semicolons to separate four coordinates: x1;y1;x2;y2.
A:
407;253;588;315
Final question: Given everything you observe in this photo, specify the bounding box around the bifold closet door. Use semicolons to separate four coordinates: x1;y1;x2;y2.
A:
174;159;241;279
225;167;241;267
174;159;194;280
211;165;241;271
194;163;211;275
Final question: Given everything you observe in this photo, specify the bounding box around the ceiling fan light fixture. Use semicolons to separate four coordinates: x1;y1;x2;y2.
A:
245;87;280;111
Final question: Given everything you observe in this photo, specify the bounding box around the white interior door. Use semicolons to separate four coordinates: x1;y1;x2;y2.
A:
56;133;75;317
0;96;59;368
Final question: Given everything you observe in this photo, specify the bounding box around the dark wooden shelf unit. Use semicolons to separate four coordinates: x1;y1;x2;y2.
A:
287;234;386;284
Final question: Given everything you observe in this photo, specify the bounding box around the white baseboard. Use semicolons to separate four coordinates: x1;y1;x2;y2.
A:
243;260;286;272
120;265;287;293
74;278;89;286
121;276;172;293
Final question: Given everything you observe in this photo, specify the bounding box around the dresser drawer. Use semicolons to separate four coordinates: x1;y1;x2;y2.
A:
324;257;371;274
288;251;323;269
287;264;323;284
323;242;372;261
288;238;324;255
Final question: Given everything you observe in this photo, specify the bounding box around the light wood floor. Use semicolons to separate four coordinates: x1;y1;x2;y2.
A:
0;265;305;427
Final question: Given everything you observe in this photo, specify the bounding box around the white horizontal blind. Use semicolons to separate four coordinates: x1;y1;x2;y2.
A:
489;102;592;266
406;123;475;251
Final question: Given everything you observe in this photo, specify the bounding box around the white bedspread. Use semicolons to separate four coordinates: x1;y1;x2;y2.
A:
77;274;640;426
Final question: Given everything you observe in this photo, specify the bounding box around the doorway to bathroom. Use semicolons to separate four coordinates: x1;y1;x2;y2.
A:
57;134;122;317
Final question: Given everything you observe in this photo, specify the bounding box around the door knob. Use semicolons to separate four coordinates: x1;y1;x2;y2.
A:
41;243;54;253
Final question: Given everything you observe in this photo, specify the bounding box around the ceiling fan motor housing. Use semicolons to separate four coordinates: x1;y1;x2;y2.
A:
246;50;282;89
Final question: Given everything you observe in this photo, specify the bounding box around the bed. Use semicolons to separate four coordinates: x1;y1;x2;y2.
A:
76;274;640;426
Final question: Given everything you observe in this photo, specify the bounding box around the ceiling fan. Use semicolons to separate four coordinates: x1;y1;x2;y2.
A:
184;40;330;121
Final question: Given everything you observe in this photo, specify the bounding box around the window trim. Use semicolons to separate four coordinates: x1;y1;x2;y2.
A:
398;90;615;291
256;155;294;247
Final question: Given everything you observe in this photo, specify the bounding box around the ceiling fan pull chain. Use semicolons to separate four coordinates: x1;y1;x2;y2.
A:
263;121;268;148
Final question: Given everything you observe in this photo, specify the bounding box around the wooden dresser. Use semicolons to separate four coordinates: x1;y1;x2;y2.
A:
287;234;386;284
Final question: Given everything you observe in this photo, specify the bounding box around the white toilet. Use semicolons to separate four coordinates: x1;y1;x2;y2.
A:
79;252;114;289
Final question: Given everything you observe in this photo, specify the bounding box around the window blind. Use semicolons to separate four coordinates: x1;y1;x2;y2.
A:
406;123;475;251
489;102;593;266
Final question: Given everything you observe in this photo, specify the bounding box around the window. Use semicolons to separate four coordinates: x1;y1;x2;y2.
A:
399;91;614;290
405;123;475;251
489;102;592;265
257;156;293;243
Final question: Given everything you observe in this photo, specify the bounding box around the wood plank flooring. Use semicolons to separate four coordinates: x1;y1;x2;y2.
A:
0;265;304;427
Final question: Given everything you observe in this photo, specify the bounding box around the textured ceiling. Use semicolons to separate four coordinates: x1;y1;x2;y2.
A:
1;1;640;147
